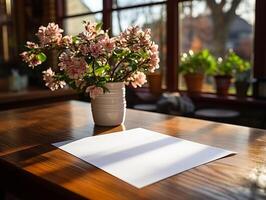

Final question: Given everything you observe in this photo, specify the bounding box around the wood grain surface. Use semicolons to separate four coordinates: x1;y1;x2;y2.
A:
0;100;265;200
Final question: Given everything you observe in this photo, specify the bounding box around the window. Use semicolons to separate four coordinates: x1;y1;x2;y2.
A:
61;0;266;98
112;3;166;87
63;0;103;35
113;0;165;8
178;0;255;95
0;0;14;63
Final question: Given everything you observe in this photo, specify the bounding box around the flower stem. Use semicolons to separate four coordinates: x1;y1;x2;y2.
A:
110;53;131;80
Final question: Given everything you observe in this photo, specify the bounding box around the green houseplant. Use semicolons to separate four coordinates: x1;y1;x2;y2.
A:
234;58;251;97
214;50;249;96
179;49;216;92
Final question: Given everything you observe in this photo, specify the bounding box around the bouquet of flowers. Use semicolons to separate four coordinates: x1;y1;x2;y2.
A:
20;22;160;99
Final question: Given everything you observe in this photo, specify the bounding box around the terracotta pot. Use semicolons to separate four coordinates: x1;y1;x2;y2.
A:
235;81;249;98
147;73;162;96
91;82;126;126
184;73;204;92
214;75;232;96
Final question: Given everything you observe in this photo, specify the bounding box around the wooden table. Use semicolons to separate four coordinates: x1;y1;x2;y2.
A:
0;100;265;200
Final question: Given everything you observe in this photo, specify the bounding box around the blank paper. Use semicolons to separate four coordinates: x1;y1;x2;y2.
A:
53;128;236;188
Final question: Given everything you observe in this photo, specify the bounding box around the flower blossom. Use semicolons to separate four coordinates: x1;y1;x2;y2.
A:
58;52;87;79
36;23;63;46
118;26;152;51
83;35;115;57
26;41;39;49
79;22;98;41
86;85;104;99
89;43;104;58
100;36;116;53
60;35;73;46
43;68;66;91
80;44;90;56
128;71;147;88
85;21;97;33
118;26;141;48
139;28;151;47
21;21;160;98
20;51;42;68
147;43;160;72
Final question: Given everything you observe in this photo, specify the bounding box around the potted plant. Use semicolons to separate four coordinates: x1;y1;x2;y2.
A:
179;49;216;93
147;69;162;96
214;51;240;95
234;59;251;97
20;22;159;126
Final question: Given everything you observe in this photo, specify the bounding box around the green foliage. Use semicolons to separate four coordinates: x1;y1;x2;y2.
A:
96;22;103;31
216;50;251;76
36;52;47;62
179;49;216;75
72;36;79;44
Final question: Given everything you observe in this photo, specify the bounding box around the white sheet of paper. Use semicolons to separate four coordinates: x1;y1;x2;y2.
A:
53;128;236;188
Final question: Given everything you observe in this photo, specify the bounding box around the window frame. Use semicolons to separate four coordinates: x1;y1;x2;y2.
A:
60;0;266;99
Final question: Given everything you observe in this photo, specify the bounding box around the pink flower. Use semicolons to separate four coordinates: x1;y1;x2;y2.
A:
147;43;160;72
20;51;31;62
86;85;104;99
148;53;160;72
80;44;90;56
20;51;42;68
127;26;141;35
100;37;116;53
59;53;87;79
118;26;153;52
26;41;39;49
36;23;63;46
58;52;72;69
60;35;73;46
84;21;97;33
150;44;158;53
66;58;87;79
79;31;96;41
129;71;147;88
139;28;152;47
43;68;66;91
89;43;103;58
79;22;98;41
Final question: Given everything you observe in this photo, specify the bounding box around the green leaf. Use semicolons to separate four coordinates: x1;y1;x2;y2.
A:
95;67;105;76
96;22;103;31
72;36;80;44
36;52;47;62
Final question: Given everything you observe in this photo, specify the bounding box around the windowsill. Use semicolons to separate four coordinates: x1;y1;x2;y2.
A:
179;91;266;108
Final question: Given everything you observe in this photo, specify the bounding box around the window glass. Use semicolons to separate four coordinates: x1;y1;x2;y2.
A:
112;5;166;87
63;13;102;36
65;0;102;15
113;0;165;8
178;0;255;94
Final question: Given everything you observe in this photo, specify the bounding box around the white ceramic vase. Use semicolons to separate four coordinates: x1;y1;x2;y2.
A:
91;82;126;126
